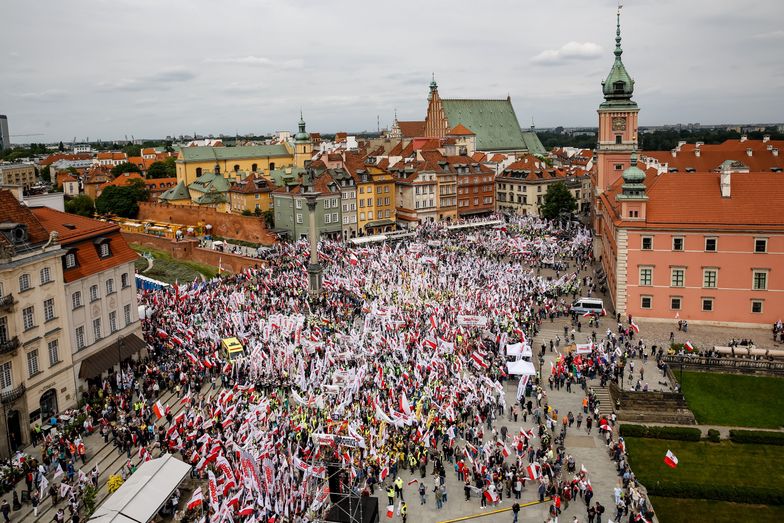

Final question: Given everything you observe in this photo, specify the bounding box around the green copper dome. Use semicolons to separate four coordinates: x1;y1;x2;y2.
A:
294;112;310;142
622;153;646;183
601;10;635;101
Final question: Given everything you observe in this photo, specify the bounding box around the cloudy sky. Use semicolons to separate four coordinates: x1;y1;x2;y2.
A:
2;0;783;142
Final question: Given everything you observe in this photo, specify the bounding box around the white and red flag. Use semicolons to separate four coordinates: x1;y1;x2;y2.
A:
470;352;489;369
684;341;695;352
526;462;542;480
664;450;679;468
630;320;640;333
186;488;204;510
153;401;165;420
386;504;394;519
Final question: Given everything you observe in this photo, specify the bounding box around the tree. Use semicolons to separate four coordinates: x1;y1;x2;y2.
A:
95;179;148;218
111;162;142;177
539;182;577;220
64;195;95;217
58;141;65;152
122;143;142;157
40;165;51;183
147;157;176;179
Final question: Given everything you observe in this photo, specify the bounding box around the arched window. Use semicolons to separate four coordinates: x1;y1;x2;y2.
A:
269;162;275;171
195;167;203;176
234;164;240;172
252;163;258;172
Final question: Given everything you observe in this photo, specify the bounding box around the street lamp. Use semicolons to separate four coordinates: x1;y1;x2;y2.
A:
303;190;323;297
117;335;124;391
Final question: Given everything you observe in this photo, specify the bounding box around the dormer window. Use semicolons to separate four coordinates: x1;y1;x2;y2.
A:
94;237;111;258
613;81;625;93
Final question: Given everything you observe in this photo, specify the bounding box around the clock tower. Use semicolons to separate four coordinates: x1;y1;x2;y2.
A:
595;8;639;196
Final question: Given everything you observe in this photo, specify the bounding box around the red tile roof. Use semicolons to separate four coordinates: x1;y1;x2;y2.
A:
0;190;51;247
448;124;475;136
643;139;783;173
30;207;138;282
40;153;92;166
397;121;426;138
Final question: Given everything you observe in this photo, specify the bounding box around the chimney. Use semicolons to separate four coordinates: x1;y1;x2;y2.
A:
740;134;748;142
695;148;701;157
677;140;686;151
773;148;779;157
763;134;770;143
720;167;731;198
747;148;753;157
671;149;677;158
695;141;704;148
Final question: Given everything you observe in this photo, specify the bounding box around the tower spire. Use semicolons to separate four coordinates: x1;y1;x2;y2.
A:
615;3;623;58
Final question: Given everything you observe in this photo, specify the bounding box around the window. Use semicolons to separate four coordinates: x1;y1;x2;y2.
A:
360;212;365;221
639;267;653;286
296;213;303;224
324;214;331;224
751;300;763;314
671;297;682;310
65;252;77;269
72;291;82;309
672;237;684;251
44;298;55;322
755;239;768;253
0;362;11;390
27;349;39;377
89;285;99;301
702;298;714;312
109;311;117;333
121;273;129;288
753;270;768;290
19;274;31;292
93;318;102;340
124;304;131;326
323;199;330;209
705;237;717;252
703;269;717;289
295;199;302;209
629;210;638;218
671;268;685;287
641;237;653;250
615;135;622;144
641;296;652;309
23;306;35;330
0;317;8;343
40;267;52;285
99;242;111;258
76;326;85;350
48;340;59;366
106;278;115;295
615;164;623;171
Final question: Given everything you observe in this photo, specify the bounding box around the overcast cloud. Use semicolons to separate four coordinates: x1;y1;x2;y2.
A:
1;0;782;142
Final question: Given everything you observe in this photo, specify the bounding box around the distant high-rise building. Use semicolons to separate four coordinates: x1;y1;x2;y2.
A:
0;115;10;150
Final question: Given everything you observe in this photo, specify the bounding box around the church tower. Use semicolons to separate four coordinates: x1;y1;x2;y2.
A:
595;8;639;196
294;112;312;168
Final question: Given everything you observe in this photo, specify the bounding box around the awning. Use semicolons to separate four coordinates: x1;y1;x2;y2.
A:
88;454;191;523
364;219;396;228
78;333;147;380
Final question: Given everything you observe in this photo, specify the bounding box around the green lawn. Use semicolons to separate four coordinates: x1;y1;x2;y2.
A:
650;497;784;522
679;371;784;428
625;438;784;493
131;244;218;285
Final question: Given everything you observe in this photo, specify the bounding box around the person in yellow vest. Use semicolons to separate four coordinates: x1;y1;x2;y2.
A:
395;476;404;500
387;485;395;506
400;501;408;523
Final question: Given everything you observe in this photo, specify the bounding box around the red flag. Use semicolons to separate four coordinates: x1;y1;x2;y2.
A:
630;320;640;333
186;488;203;510
153;401;164;420
470;352;489;369
684;341;695;352
664;450;678;468
386;504;394;519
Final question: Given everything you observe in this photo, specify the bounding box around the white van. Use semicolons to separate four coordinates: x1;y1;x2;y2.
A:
571;297;604;315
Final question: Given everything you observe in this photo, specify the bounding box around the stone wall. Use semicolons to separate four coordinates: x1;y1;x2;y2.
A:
137;202;277;245
122;232;265;274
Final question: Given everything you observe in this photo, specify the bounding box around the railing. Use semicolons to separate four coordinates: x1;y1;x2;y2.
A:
663;355;784;374
0;294;14;310
0;336;19;355
1;384;25;404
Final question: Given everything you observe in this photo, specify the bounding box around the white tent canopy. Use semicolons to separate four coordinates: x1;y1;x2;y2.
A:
506;360;536;376
88;454;191;523
506;343;532;359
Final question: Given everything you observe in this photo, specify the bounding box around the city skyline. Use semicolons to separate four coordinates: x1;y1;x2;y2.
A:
1;0;783;142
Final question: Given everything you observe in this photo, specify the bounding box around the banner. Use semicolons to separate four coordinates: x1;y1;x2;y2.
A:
311;432;366;449
457;315;488;327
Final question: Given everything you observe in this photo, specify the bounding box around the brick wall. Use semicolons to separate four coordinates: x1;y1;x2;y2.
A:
137;202;277;245
122;232;265;274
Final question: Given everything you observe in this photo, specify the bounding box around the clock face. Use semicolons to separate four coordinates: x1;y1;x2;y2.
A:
612;117;627;132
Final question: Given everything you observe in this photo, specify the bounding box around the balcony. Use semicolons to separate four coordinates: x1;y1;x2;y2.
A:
0;294;14;311
1;384;25;405
0;336;20;356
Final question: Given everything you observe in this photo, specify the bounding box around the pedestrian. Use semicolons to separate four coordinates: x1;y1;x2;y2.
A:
512;501;520;522
595;501;605;523
400;501;408;523
0;500;9;523
419;482;426;505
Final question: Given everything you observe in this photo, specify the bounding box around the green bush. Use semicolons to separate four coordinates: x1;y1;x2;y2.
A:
706;429;721;442
619;424;701;441
647;482;784;505
729;430;784;446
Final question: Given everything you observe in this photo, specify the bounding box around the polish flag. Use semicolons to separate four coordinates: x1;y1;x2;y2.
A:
386;504;394;519
186;488;204;510
153;401;165;420
380;467;389;481
601;308;607;316
407;479;418;486
630;321;640;333
526;462;542;480
238;505;255;517
171;335;184;346
684;341;695;352
484;489;500;504
348;253;358;266
429;315;438;331
399;393;412;416
501;443;510;458
664;450;679;468
582;311;594;318
470;352;489;369
184;350;199;365
156;328;169;339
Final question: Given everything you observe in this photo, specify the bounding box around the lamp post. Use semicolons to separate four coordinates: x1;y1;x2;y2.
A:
117;335;124;391
303;190;323;298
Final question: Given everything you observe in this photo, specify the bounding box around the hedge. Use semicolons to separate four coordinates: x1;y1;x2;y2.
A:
706;429;720;442
646;481;784;505
729;429;784;446
619;424;701;441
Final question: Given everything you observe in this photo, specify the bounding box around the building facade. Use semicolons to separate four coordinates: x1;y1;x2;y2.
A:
0;115;10;151
0;163;37;190
0;191;73;457
272;170;343;240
